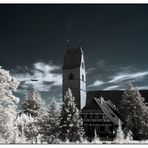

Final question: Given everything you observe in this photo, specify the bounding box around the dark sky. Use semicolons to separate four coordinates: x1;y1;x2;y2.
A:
1;4;148;105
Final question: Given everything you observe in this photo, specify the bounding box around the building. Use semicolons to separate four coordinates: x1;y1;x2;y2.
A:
62;47;148;140
62;47;86;110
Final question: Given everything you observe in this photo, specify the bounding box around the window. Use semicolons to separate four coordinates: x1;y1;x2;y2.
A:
68;73;74;80
82;74;84;81
99;114;103;119
95;114;99;119
82;62;84;69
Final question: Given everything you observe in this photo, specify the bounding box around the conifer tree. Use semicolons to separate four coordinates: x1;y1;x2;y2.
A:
39;97;60;143
21;89;46;117
59;88;84;142
120;83;148;140
20;89;47;143
125;130;133;143
91;128;101;144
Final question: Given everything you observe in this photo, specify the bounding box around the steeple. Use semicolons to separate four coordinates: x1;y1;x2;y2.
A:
62;46;87;110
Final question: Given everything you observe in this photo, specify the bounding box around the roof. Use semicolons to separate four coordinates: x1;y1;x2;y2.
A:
82;97;123;125
62;47;83;69
81;97;103;112
86;90;148;108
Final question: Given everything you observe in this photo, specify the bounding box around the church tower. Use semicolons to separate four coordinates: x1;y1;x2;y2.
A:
62;47;87;110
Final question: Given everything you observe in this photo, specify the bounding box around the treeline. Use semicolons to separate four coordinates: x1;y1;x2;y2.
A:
0;66;148;143
0;67;84;143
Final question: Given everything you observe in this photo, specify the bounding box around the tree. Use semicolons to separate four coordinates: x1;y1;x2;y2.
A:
125;130;133;143
91;128;101;144
20;89;47;143
15;113;35;143
114;120;125;144
39;97;60;143
59;88;84;142
21;89;46;118
119;83;148;140
0;67;19;143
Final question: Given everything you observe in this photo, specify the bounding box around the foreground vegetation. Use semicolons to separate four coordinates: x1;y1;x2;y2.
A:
0;66;148;144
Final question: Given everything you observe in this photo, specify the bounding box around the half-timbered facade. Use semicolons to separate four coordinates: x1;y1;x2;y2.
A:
81;97;124;140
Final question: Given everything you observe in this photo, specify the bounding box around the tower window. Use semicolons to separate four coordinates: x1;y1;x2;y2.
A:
82;62;84;69
68;73;74;80
82;74;84;81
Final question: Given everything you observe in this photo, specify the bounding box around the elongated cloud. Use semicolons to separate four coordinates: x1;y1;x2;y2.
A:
86;67;97;74
88;69;148;90
88;80;104;87
137;86;148;90
12;62;62;92
109;71;148;83
104;85;119;90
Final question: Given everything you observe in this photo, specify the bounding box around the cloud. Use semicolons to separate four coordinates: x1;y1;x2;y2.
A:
87;64;148;90
97;60;106;68
86;67;97;74
12;62;62;92
88;80;104;87
104;85;120;90
137;86;148;90
109;71;148;83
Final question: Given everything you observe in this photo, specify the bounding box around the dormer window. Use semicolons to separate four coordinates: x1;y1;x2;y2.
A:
68;73;74;80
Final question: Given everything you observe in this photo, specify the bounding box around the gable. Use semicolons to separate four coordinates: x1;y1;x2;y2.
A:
82;97;123;125
81;97;103;113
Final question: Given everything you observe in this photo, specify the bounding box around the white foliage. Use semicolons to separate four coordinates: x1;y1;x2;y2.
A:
36;134;42;144
114;120;125;144
20;90;48;143
39;97;60;143
0;67;20;143
91;129;101;144
1;67;148;144
82;138;90;144
59;88;84;142
0;67;19;109
125;130;133;143
14;113;35;143
119;83;148;140
21;89;46;118
0;135;6;143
